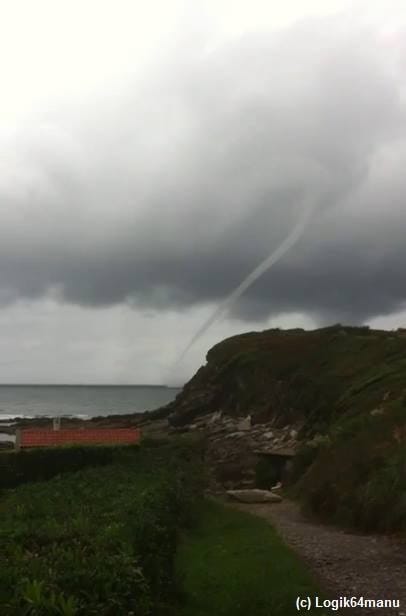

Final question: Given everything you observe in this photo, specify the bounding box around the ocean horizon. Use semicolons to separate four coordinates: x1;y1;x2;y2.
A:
0;384;181;422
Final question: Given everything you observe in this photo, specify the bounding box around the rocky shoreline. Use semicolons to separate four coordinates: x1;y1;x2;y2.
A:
0;409;301;492
140;410;301;492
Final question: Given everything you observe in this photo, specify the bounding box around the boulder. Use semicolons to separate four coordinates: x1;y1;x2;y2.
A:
210;410;223;423
237;415;251;431
226;489;282;504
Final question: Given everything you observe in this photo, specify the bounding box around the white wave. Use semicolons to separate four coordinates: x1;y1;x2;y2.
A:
0;413;90;422
0;414;35;421
0;433;16;442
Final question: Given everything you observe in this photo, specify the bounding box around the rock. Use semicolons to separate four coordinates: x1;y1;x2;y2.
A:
370;408;384;416
237;415;251;431
227;489;282;504
262;431;274;439
239;479;256;488
210;410;223;423
290;429;298;439
222;419;236;429
210;426;229;436
226;431;246;439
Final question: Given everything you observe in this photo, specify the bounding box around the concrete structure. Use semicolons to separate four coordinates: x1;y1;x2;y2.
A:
254;447;295;482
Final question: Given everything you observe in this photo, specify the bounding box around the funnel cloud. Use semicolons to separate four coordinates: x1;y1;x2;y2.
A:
175;199;318;364
1;4;406;382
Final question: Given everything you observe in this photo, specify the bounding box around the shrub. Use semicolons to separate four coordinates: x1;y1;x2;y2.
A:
0;445;137;490
357;448;406;531
0;442;204;615
288;436;330;484
295;406;406;532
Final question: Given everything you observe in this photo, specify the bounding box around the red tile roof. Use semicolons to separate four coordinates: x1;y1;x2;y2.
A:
20;428;141;448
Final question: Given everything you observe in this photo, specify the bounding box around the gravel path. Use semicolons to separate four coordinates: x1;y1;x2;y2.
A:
229;500;406;616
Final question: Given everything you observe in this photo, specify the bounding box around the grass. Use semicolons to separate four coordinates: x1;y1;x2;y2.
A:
175;500;327;616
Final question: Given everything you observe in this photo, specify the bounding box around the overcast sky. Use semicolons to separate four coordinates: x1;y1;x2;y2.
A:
1;0;406;385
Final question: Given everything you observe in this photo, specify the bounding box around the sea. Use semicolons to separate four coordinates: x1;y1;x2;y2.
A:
0;385;181;426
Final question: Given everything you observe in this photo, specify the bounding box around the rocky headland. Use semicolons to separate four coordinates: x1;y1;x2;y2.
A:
142;324;406;531
3;324;406;531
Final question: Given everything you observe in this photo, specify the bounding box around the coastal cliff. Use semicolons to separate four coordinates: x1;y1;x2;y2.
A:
162;324;406;432
155;325;406;531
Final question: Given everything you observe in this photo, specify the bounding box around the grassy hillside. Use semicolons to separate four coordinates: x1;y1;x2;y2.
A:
168;325;406;429
163;325;406;531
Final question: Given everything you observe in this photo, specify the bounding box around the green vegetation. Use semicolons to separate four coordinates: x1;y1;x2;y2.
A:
0;441;203;615
175;500;325;616
180;324;406;434
0;438;328;615
295;400;406;532
165;325;406;531
0;445;125;490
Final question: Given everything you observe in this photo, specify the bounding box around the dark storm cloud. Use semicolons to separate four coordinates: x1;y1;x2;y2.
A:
1;15;406;324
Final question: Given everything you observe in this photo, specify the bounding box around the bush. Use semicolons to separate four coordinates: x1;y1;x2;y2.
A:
288;436;330;484
295;407;406;532
357;448;406;531
0;445;141;490
0;443;204;615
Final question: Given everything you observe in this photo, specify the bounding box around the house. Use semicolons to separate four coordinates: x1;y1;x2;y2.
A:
16;427;141;450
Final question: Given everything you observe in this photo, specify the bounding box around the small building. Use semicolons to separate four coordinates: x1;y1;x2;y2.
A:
254;447;295;484
16;427;141;450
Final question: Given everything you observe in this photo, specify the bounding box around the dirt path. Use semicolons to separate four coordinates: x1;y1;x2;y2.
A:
229;500;406;616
